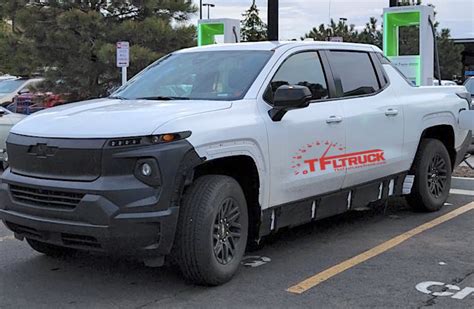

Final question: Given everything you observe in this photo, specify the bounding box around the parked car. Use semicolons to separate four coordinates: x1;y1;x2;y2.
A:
433;80;457;86
464;77;474;96
0;42;473;286
463;77;474;153
0;78;44;107
0;75;17;82
8;92;66;115
0;107;25;166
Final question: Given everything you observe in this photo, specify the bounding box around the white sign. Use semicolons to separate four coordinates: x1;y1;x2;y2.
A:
241;256;271;268
389;56;420;85
416;281;474;300
116;41;130;68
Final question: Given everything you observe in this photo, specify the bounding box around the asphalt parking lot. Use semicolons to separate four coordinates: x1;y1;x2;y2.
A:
1;179;473;308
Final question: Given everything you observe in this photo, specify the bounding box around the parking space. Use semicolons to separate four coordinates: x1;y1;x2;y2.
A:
1;193;473;308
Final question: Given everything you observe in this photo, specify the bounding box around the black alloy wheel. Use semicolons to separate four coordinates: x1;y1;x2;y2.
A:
427;153;448;198
213;198;242;265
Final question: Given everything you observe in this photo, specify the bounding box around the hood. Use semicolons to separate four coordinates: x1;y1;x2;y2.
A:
11;98;232;138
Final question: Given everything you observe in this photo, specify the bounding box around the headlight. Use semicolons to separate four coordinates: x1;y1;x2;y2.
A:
108;131;192;148
150;131;192;144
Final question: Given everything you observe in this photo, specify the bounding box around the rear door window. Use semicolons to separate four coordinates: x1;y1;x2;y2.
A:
328;51;381;97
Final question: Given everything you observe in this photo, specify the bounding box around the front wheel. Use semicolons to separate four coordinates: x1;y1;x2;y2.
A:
407;139;452;212
174;175;248;286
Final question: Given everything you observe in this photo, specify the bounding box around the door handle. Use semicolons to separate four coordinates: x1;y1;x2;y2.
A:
326;115;343;124
385;108;399;117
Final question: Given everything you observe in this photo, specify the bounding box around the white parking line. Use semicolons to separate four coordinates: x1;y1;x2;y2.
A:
452;177;474;181
0;235;14;242
450;189;474;196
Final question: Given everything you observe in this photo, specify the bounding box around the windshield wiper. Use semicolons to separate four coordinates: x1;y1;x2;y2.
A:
109;95;129;100
135;96;190;101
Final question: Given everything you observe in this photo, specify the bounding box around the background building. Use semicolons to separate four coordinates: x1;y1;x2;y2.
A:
454;38;474;80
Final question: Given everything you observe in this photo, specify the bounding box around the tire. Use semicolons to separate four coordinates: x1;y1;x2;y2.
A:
174;175;248;286
407;139;452;212
27;239;76;257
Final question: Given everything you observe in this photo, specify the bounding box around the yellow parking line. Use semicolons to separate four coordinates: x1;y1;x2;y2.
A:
287;202;474;295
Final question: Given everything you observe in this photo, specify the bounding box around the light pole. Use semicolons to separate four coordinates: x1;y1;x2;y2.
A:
200;0;203;19
339;17;348;23
202;3;215;19
268;0;279;41
328;0;332;24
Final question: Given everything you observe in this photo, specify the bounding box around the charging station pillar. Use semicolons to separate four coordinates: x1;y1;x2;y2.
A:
198;19;241;46
383;5;435;86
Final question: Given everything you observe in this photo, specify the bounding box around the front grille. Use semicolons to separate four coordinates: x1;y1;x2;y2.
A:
5;222;42;239
10;185;84;210
5;222;101;249
7;134;105;182
61;233;101;248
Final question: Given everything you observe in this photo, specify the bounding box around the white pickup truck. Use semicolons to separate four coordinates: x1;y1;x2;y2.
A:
1;42;473;286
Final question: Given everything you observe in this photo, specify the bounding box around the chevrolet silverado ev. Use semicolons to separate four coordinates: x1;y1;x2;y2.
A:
1;42;472;285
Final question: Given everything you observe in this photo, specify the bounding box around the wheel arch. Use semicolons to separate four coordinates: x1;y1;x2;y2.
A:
192;155;264;244
412;124;456;170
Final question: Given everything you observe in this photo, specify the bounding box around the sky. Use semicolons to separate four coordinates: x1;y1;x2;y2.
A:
191;0;474;39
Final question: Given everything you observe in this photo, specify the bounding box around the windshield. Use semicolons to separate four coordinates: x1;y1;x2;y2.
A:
0;79;27;95
465;78;474;94
112;50;273;101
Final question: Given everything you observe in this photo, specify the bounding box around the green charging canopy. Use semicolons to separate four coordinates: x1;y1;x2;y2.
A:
383;6;434;86
198;23;225;46
197;19;241;47
384;11;420;57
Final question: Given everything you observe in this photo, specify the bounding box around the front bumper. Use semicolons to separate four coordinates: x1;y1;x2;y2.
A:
0;136;201;259
0;170;179;258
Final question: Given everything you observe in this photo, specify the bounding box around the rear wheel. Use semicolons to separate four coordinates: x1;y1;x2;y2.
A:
407;139;452;212
26;239;76;257
174;175;248;286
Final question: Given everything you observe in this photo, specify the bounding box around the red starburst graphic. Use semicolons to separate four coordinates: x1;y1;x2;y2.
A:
291;141;346;175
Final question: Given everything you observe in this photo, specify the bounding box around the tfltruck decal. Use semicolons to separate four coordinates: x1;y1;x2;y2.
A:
291;141;386;175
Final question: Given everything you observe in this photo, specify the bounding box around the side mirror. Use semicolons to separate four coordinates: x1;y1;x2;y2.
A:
0;109;5;117
18;88;30;95
269;85;312;122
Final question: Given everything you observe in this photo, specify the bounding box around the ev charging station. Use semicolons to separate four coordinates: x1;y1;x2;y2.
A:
383;5;435;86
198;19;241;46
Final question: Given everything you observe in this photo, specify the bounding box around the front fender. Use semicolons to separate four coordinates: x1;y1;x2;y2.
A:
194;139;268;209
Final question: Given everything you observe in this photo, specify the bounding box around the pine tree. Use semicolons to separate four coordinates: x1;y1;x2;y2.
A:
303;0;464;80
0;0;197;100
241;0;267;42
437;29;464;79
303;19;359;43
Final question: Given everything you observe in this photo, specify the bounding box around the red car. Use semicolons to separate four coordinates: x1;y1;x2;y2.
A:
8;92;66;115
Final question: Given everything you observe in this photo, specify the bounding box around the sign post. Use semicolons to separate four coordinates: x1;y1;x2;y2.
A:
116;41;130;86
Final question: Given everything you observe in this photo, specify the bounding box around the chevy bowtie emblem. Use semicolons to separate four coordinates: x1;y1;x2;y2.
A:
28;143;58;158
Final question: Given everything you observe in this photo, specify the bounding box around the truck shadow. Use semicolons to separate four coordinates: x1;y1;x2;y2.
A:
3;196;451;306
13;198;411;275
